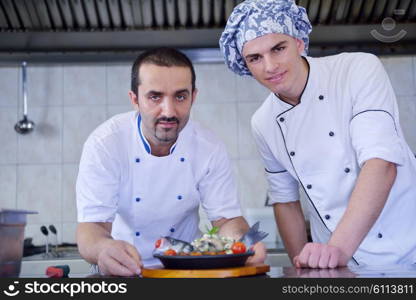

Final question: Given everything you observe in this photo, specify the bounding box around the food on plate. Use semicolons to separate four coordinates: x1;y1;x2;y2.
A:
153;221;268;256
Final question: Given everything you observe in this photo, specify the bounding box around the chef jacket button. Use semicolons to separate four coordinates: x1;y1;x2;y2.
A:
180;157;185;162
135;158;140;163
279;117;285;123
325;214;330;220
170;228;175;233
378;233;383;238
306;184;312;189
344;168;350;173
135;232;140;236
177;195;182;200
319;95;324;100
290;151;295;156
329;131;334;137
135;197;141;202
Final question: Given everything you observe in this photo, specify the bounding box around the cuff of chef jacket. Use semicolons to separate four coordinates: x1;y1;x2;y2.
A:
206;208;243;222
265;169;300;204
77;206;116;223
350;111;406;168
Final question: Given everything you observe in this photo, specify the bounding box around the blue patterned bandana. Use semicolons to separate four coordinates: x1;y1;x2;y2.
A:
219;0;312;76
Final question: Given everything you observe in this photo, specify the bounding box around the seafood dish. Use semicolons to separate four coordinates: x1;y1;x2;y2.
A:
152;222;268;269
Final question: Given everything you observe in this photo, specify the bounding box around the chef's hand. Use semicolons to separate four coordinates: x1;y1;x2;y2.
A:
97;239;143;276
293;243;349;269
246;242;267;265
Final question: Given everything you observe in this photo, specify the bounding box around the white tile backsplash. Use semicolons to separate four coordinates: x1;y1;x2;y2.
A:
235;75;270;102
17;107;63;164
106;63;131;105
380;56;415;97
397;96;416;153
28;65;63;107
107;105;134;118
61;222;77;244
0;165;17;209
0;66;18;107
237;102;263;159
62;164;79;223
63;65;106;106
63;106;107;163
194;63;237;103
0;108;18;164
237;159;268;209
1;54;415;248
17;165;62;224
191;102;238;159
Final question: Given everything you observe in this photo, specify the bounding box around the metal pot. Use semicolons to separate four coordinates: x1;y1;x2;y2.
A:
0;209;37;277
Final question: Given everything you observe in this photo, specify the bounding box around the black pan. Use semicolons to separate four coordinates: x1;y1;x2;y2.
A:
153;251;254;269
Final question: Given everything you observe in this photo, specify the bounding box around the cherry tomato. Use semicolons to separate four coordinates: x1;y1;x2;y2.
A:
155;239;162;248
163;249;177;256
231;242;246;254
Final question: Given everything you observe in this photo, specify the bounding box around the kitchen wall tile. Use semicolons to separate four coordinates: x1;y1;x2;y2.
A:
0;66;18;107
397;96;416;153
194;63;237;103
61;222;77;244
63;106;107;163
191;102;238;159
24;223;63;247
237;102;264;159
17;165;62;224
107;105;134;118
24;223;49;247
237;159;268;210
235;75;270;103
64;65;106;106
62;164;79;223
27;65;63;106
17;107;62;164
380;56;415;97
0;165;17;209
107;63;131;105
0;108;18;164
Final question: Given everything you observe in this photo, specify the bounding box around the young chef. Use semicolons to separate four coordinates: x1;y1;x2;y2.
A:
220;0;416;268
76;47;266;276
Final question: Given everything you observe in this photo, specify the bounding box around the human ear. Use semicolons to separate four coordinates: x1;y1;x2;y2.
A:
128;91;139;109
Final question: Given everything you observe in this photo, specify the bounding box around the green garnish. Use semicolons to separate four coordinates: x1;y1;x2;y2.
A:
206;226;219;235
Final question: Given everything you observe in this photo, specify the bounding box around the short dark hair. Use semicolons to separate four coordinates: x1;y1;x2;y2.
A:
131;47;196;95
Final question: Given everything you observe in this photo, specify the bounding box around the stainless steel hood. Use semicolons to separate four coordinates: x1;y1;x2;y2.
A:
0;0;415;62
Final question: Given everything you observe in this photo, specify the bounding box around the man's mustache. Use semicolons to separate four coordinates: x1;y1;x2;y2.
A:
156;117;179;124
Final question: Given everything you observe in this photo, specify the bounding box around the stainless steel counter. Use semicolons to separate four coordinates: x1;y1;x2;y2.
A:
268;264;416;278
20;250;416;278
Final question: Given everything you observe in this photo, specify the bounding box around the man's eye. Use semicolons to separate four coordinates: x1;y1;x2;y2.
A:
249;56;260;63
177;95;186;101
150;95;160;101
273;47;285;52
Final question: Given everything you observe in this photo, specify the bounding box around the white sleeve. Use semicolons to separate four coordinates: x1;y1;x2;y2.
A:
198;143;242;222
251;119;299;204
76;137;120;223
348;53;405;168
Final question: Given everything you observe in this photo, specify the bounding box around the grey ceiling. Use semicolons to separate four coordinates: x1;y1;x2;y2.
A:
0;0;415;61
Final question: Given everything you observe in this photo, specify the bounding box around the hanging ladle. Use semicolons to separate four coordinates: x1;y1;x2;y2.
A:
15;61;35;134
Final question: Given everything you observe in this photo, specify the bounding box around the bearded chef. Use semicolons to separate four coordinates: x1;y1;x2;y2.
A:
76;48;266;276
220;0;416;268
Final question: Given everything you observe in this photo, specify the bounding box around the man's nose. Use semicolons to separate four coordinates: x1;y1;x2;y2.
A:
160;97;176;117
264;55;279;73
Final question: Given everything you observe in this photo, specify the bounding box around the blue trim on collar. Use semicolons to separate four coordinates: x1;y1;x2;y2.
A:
137;115;177;154
138;115;151;154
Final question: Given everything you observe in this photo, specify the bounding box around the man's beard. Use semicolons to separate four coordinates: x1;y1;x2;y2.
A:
154;116;180;142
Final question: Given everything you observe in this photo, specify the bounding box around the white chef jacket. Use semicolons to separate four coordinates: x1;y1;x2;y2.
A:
251;52;416;266
76;111;242;266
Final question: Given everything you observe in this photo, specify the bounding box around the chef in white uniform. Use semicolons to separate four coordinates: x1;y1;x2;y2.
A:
220;0;416;268
76;48;266;276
